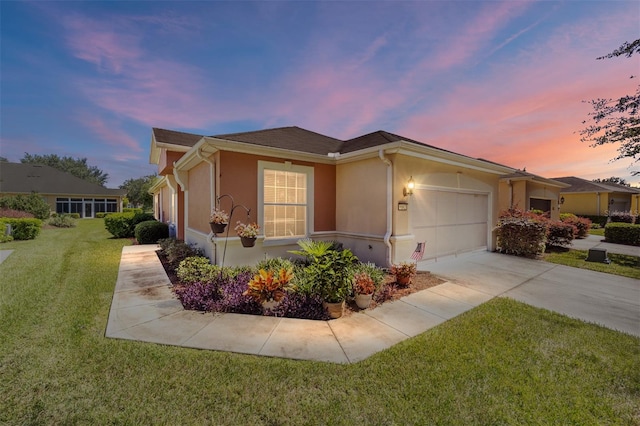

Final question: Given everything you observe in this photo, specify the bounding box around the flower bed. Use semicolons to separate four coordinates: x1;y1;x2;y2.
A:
157;238;444;320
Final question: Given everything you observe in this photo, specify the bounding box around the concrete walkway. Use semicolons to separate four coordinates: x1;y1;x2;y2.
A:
568;234;639;257
106;245;639;364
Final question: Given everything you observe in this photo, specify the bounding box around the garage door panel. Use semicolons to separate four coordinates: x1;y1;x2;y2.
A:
436;191;458;225
412;189;489;259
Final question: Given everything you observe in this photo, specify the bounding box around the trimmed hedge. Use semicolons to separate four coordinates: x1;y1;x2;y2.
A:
0;193;50;220
561;214;591;239
496;217;547;257
546;221;576;248
580;215;608;228
123;208;144;214
0;218;42;240
134;220;169;244
104;212;156;238
604;223;640;246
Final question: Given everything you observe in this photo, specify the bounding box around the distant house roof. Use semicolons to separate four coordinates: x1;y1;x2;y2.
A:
501;170;571;188
0;163;126;197
553;176;640;194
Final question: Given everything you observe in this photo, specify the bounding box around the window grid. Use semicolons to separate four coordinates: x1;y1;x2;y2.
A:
263;170;307;238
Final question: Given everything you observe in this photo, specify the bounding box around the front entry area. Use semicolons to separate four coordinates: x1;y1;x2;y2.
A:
412;189;489;259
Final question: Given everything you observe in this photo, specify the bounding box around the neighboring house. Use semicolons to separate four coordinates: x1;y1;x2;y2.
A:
149;126;567;267
553;176;640;217
0;162;126;217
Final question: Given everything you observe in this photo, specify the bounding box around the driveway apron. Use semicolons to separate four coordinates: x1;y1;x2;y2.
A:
423;251;640;338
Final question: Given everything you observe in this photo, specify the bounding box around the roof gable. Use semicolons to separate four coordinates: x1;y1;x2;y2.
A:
0;163;126;196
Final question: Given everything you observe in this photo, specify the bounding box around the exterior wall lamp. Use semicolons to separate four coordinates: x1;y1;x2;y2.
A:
404;176;415;197
559;196;565;205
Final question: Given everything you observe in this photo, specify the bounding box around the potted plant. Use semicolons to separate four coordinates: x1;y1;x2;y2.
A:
235;221;260;247
209;208;229;234
353;272;376;309
390;261;417;286
243;267;293;310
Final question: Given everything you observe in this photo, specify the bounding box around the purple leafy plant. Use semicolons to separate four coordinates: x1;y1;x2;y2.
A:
266;293;330;320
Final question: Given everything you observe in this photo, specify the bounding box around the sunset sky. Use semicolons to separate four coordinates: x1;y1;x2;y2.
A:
1;1;639;187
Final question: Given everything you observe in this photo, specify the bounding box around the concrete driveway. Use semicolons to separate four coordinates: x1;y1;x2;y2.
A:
421;250;640;337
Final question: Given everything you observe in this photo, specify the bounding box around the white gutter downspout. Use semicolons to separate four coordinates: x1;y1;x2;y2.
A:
379;149;393;266
196;147;216;212
596;192;600;216
196;147;218;263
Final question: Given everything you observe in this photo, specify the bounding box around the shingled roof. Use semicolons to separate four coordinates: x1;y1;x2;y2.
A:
152;128;203;148
553;176;640;194
0;163;126;196
212;126;343;155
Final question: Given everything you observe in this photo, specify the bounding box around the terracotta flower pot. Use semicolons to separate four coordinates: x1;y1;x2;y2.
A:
396;275;411;286
323;301;345;319
354;293;373;309
210;222;227;234
240;236;256;247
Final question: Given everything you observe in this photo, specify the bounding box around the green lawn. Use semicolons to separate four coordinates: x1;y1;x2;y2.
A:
590;228;605;237
544;249;640;279
1;220;639;424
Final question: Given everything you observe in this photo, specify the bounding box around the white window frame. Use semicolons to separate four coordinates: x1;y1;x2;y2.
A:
258;160;314;245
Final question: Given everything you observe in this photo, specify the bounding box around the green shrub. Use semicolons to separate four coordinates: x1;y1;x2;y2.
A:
104;213;135;238
0;193;50;219
0;234;13;243
176;256;222;284
559;213;577;221
256;257;295;273
0;218;42;240
69;213;81;219
134;220;169;244
123;207;143;214
95;212;106;219
48;214;77;228
104;212;156;238
604;223;640;246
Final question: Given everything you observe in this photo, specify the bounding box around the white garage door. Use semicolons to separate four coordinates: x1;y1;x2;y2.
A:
412;189;489;259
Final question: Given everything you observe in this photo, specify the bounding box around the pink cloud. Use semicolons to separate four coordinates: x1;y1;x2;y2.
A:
79;115;142;159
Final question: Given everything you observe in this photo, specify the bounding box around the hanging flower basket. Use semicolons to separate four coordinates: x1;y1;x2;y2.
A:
209;222;227;234
240;236;257;247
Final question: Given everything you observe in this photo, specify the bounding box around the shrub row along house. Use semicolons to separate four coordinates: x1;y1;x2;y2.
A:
149;126;571;267
0;162;126;217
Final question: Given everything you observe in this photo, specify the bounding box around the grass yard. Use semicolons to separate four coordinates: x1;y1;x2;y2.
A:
590;228;605;237
544;248;640;279
1;220;639;424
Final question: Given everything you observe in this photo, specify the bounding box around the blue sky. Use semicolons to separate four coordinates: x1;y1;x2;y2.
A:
1;1;639;187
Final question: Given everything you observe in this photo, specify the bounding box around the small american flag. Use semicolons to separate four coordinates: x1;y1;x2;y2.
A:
410;241;426;261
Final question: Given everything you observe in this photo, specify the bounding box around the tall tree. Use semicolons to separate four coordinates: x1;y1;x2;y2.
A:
21;153;109;186
580;39;640;175
119;175;157;210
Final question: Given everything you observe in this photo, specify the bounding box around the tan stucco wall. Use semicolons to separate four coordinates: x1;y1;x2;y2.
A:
336;158;388;235
561;193;605;216
161;185;172;223
187;161;212;234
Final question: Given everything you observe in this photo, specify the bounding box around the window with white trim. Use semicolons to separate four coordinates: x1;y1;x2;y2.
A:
259;162;313;239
